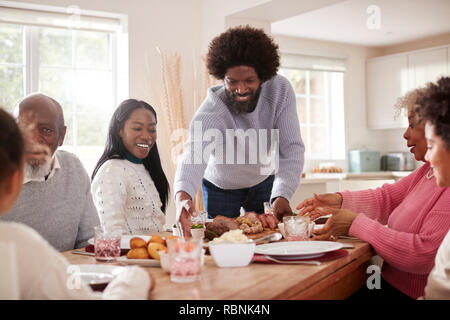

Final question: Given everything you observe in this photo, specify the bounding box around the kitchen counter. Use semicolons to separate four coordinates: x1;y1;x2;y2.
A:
293;171;413;205
301;171;413;184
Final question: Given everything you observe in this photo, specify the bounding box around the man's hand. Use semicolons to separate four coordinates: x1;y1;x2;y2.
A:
175;191;197;238
272;197;293;221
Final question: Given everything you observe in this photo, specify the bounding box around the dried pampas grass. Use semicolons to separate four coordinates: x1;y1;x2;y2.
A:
156;49;221;211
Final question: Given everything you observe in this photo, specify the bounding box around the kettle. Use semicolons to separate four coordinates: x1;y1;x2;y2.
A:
381;152;415;171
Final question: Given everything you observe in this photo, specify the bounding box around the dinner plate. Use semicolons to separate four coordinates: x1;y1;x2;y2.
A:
116;256;161;267
72;264;126;290
88;235;151;249
254;241;343;258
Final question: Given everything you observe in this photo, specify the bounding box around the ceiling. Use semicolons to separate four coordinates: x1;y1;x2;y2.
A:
231;0;450;47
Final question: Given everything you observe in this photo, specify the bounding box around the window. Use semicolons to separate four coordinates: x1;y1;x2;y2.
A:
279;54;346;160
0;4;128;175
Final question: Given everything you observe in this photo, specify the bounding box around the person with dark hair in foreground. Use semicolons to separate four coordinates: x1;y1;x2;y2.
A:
416;76;450;299
91;99;170;234
0;107;153;299
174;26;305;237
0;93;100;252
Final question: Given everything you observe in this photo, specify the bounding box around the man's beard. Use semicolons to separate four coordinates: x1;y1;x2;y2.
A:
224;86;261;115
24;158;52;181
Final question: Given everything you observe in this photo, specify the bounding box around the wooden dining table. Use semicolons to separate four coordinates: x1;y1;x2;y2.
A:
63;236;375;300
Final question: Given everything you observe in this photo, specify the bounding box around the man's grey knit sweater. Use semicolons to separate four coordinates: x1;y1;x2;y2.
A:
174;74;305;202
0;150;100;251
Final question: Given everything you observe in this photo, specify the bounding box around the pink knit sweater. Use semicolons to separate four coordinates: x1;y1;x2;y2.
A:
341;163;450;299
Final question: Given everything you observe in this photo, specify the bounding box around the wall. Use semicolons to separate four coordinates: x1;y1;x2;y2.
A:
274;34;393;172
8;0;205;226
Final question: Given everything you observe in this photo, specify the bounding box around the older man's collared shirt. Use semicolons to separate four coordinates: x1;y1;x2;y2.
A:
23;154;60;184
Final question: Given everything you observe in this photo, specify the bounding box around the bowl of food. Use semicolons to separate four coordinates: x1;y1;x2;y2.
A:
190;223;205;240
209;230;255;268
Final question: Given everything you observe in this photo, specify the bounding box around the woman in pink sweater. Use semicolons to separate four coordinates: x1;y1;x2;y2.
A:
297;87;450;299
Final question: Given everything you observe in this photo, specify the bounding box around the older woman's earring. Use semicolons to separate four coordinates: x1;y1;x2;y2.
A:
426;167;434;180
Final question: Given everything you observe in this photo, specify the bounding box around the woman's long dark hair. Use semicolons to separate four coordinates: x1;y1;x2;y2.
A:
92;99;170;213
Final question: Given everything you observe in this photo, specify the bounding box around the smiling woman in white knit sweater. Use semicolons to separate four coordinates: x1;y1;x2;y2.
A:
91;99;170;235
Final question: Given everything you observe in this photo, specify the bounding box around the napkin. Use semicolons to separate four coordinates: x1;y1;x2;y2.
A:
102;266;151;300
251;249;348;264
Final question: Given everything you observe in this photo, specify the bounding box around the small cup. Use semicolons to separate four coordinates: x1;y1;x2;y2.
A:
282;216;310;241
94;226;122;262
167;238;203;283
190;227;205;240
190;211;207;239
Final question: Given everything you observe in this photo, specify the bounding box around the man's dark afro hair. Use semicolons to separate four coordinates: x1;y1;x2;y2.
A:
206;25;280;82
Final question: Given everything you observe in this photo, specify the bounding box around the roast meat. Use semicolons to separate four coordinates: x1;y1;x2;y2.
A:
205;215;240;240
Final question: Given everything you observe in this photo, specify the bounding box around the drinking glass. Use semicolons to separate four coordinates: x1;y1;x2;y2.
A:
94;226;122;262
167;238;202;283
282;216;310;241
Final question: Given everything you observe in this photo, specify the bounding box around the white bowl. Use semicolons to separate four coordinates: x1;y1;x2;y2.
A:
209;242;256;268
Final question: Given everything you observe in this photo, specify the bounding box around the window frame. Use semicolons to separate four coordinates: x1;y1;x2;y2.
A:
279;66;345;161
0;2;128;174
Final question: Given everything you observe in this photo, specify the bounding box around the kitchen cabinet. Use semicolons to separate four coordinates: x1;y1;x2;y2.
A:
367;45;449;129
366;54;409;129
408;47;448;88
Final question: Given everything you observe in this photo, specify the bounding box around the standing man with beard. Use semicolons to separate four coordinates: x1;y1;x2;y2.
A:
0;93;100;251
174;26;305;236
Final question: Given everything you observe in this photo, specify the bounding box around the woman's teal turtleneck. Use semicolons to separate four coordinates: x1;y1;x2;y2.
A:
125;150;143;164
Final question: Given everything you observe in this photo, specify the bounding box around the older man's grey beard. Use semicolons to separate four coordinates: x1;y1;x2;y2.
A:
225;86;261;115
24;159;52;181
